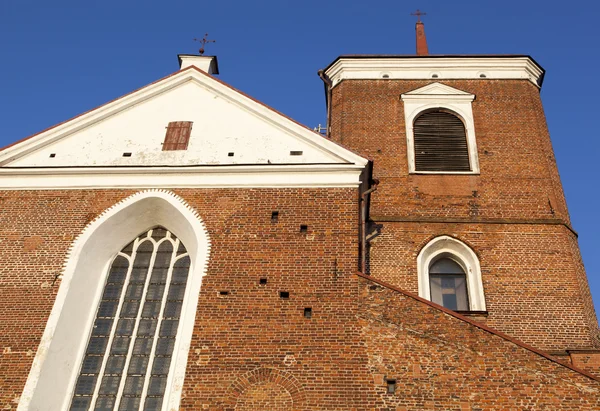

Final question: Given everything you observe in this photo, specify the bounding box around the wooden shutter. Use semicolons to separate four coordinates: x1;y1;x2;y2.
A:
162;121;193;151
413;111;471;171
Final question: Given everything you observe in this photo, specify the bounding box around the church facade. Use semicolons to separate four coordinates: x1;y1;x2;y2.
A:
1;23;599;410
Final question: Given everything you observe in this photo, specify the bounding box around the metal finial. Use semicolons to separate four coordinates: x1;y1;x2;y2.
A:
411;9;427;23
193;33;216;55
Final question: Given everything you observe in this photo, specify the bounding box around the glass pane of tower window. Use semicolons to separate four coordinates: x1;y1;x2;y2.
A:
429;257;469;311
70;227;190;410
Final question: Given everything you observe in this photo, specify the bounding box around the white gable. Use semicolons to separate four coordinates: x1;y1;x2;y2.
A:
0;68;365;168
402;82;473;97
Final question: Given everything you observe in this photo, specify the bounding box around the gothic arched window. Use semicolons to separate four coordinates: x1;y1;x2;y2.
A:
417;236;486;312
70;226;190;411
428;257;469;311
413;110;471;172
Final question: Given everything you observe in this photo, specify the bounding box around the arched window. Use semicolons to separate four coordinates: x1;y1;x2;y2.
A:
429;257;469;311
19;190;210;411
400;83;479;174
70;227;190;410
413;110;471;172
417;236;486;312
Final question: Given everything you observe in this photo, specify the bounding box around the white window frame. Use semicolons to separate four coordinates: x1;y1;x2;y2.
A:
417;236;486;311
401;83;480;174
18;190;210;411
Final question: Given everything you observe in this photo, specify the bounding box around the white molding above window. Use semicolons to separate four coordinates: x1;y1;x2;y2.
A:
417;236;486;311
401;83;480;174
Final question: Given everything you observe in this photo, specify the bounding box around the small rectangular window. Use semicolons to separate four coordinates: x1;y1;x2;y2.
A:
386;379;396;394
163;121;193;151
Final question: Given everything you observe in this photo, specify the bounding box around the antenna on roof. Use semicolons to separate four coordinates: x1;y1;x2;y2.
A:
193;33;216;55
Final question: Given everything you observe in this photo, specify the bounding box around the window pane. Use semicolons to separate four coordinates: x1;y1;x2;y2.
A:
144;396;164;410
133;338;154;356
105;355;126;375
98;375;121;395
94;396;116;410
81;355;103;374
70;396;92;411
430;273;469;311
74;375;97;396
70;227;190;410
430;258;464;274
118;396;141;411
128;356;149;376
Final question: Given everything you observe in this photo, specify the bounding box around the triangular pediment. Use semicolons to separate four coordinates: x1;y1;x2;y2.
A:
0;67;367;168
403;82;473;96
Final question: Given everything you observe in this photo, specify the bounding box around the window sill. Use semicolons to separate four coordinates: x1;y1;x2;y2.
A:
454;310;488;317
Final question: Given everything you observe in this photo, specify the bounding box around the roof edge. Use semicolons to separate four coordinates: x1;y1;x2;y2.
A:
321;54;545;87
355;271;599;382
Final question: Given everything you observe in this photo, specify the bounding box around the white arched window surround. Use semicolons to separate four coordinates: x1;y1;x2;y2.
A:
401;82;480;174
18;190;210;411
417;236;486;311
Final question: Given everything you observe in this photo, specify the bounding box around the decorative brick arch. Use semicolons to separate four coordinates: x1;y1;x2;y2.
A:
225;367;306;411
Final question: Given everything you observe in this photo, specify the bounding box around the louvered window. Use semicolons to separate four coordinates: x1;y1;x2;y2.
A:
70;227;191;411
162;121;193;151
413;111;471;172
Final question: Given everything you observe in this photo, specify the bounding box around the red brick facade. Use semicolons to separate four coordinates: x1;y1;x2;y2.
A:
2;61;600;410
1;188;599;410
329;78;600;353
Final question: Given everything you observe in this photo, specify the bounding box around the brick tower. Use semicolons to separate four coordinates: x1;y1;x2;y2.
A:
321;19;600;366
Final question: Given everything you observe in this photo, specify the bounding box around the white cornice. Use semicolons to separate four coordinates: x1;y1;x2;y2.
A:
324;57;544;87
0;164;366;190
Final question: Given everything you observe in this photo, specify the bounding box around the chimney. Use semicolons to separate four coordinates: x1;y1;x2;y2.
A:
177;55;219;75
416;21;429;56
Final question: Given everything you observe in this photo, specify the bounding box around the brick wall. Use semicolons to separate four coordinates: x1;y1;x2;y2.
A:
0;188;374;409
1;188;600;409
330;78;599;352
358;274;600;410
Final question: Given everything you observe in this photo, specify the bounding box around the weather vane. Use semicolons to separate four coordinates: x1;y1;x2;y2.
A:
193;33;216;55
411;9;426;23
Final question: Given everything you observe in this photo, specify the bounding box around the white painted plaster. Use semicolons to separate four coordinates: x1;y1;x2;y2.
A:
401;83;479;174
417;236;486;311
18;190;210;411
178;55;218;74
0;68;366;169
324;56;544;87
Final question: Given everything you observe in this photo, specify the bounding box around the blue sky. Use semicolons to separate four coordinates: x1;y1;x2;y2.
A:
1;1;599;314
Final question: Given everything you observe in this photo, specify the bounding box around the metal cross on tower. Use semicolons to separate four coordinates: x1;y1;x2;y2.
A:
193;33;216;55
411;9;426;23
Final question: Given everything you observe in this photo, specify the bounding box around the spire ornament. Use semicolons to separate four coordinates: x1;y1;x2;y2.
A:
193;33;216;55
